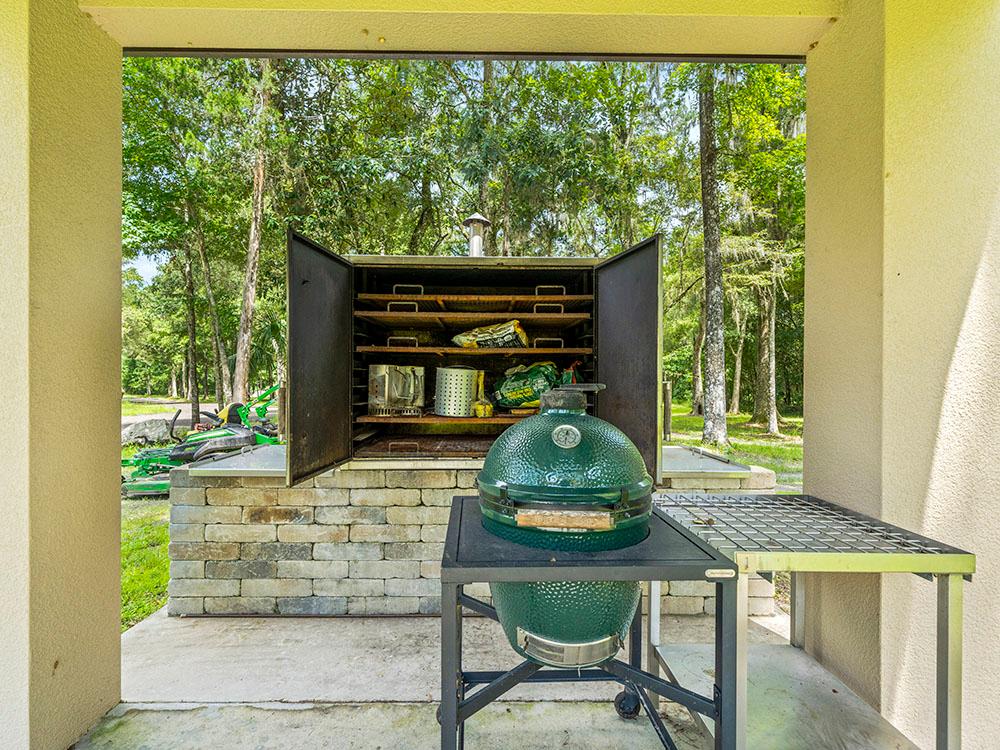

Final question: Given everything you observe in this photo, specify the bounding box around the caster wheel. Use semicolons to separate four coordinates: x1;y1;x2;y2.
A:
614;690;641;720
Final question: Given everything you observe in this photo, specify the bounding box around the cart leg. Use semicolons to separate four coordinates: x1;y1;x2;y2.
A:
790;572;805;649
715;579;738;750
441;582;462;750
735;573;748;750
646;580;662;711
616;604;643;714
936;573;963;750
629;603;642;669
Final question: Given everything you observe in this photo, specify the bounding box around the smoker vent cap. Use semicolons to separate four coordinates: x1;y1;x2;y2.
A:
462;212;491;228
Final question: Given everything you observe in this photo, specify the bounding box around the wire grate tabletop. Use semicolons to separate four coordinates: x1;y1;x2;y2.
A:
655;494;971;561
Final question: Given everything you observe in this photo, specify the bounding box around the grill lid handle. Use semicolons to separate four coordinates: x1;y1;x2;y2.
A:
540;383;605;412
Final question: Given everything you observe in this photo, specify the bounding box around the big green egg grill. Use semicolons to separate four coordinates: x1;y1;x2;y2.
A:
477;385;653;668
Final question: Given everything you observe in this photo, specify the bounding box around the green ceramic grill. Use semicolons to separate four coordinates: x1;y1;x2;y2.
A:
478;384;653;668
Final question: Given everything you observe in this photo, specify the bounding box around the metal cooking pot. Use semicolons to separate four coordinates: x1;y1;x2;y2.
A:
477;384;653;668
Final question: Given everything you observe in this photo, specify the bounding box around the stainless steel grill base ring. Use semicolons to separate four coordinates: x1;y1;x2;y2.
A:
516;626;621;668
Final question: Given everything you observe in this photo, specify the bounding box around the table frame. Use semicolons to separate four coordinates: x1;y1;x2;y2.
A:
440;497;741;750
650;493;975;750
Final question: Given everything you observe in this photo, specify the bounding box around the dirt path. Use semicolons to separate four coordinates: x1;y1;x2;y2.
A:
121;402;195;431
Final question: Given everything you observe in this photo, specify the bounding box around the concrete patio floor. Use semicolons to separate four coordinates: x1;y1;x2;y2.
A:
72;609;917;749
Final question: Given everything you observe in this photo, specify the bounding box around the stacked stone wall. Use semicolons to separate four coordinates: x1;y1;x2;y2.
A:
168;464;774;617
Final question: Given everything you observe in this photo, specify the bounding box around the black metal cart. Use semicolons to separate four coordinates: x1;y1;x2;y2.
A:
440;496;741;749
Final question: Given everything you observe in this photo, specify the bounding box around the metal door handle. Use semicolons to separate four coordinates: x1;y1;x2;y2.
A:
386;336;419;348
392;284;424;295
533;303;564;313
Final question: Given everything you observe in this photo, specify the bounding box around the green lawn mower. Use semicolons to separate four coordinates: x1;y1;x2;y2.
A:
121;385;282;497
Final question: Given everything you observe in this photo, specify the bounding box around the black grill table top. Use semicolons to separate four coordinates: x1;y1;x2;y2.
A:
441;496;737;584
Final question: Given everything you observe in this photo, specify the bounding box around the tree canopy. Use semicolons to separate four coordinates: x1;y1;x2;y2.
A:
122;57;805;420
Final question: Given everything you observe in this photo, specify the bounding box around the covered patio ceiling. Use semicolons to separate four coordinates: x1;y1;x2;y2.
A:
80;0;839;58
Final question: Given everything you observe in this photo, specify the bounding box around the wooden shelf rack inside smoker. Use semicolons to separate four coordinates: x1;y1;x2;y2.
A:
357;414;528;425
355;292;593;312
354;310;590;329
355;345;592;357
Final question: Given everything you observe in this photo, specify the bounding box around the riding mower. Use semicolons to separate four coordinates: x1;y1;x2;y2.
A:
121;385;282;497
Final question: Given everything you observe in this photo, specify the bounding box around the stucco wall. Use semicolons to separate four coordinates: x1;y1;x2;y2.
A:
0;3;32;746
879;2;1000;747
1;2;122;748
806;2;1000;746
4;0;997;747
802;0;885;708
81;0;840;57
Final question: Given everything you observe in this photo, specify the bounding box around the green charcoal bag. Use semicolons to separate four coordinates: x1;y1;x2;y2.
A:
492;362;561;408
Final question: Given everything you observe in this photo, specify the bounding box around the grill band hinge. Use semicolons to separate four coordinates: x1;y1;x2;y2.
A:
516;627;621;668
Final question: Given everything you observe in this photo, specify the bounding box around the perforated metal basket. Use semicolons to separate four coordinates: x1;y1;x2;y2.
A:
434;366;478;417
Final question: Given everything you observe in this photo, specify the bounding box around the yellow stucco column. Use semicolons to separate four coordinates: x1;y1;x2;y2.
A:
880;2;1000;747
807;2;1000;746
2;0;995;747
803;0;886;710
0;1;122;747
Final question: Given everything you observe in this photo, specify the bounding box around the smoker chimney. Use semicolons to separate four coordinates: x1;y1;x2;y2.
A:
463;213;491;257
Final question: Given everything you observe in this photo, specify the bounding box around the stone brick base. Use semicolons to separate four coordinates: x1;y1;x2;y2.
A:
168;459;774;617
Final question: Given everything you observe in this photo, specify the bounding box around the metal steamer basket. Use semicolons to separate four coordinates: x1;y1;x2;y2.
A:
434;366;478;417
477;384;653;668
368;365;425;416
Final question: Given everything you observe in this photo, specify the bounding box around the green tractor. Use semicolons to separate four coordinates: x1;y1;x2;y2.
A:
121;385;282;497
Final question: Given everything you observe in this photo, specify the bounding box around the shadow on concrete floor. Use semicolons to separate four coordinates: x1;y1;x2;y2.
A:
71;610;914;749
119;609;785;705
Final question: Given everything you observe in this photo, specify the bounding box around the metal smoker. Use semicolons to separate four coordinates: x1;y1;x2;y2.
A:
476;384;653;668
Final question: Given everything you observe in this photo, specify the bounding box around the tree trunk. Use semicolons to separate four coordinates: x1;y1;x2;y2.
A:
689;292;705;415
181;244;200;426
501;174;512;257
407;172;433;254
202;364;211;403
477;59;493;254
233;59;271;403
698;65;728;445
194;223;231;406
169;367;178;399
728;308;747;415
273;337;286;386
751;281;780;434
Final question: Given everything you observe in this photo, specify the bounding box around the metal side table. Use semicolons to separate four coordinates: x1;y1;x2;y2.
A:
440;496;740;750
652;493;975;750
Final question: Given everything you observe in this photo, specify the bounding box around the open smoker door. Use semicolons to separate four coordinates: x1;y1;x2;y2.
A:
595;235;663;482
286;230;353;486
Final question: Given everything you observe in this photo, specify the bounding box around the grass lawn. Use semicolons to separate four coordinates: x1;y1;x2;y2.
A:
121;400;179;417
668;401;803;488
121;498;170;631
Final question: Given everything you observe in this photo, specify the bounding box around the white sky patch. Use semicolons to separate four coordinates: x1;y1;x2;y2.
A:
126;255;160;284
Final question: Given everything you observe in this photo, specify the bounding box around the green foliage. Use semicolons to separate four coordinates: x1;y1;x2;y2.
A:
661;63;806;413
123;57;806;414
664;343;695;401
